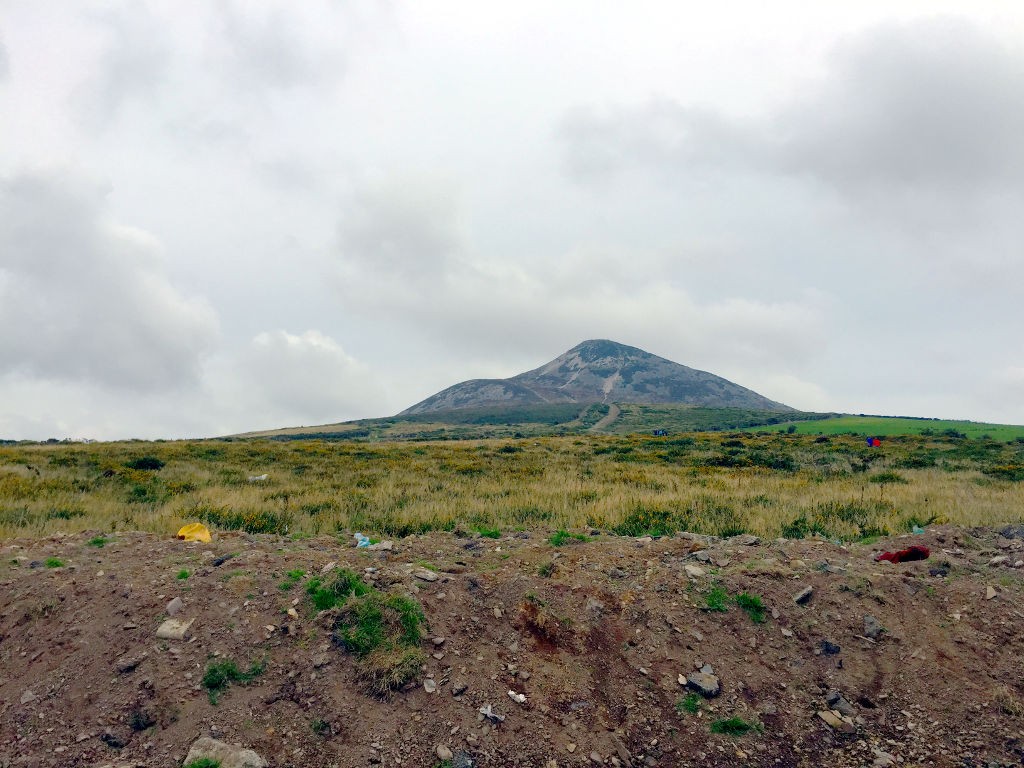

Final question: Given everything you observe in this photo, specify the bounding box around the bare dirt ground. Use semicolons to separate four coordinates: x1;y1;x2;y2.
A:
2;525;1023;768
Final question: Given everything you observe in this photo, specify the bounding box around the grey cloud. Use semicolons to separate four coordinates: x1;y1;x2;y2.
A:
338;178;464;280
771;19;1024;192
0;171;218;391
215;2;341;91
0;36;8;80
560;19;1024;195
560;101;749;183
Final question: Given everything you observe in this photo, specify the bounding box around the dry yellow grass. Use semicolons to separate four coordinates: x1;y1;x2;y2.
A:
1;432;1022;540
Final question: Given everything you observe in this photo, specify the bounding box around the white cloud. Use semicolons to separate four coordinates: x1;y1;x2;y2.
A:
0;169;219;391
228;330;387;428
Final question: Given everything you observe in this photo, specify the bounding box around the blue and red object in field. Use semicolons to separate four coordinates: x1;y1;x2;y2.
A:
866;437;882;447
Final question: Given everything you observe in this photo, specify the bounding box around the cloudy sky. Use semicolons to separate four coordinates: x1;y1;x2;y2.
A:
2;1;1023;439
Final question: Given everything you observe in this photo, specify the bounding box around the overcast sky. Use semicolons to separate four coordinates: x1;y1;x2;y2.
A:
2;1;1023;439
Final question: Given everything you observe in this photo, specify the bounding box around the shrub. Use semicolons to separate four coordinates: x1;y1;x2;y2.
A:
869;471;907;485
982;464;1024;481
87;536;107;548
125;456;165;471
476;527;501;539
47;508;85;520
781;516;825;540
199;506;292;536
611;505;677;537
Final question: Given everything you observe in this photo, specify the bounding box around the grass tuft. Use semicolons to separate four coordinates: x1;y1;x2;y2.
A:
677;692;702;715
549;529;586;547
710;716;761;736
703;586;729;612
202;657;265;704
735;592;767;623
306;569;371;610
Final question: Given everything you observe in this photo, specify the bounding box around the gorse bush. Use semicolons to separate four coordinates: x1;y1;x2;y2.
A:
983;464;1024;481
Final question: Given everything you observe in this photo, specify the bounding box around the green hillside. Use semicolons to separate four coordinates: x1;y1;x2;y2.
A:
769;415;1024;441
238;404;828;442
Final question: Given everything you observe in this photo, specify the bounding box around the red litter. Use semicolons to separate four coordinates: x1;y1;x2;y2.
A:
875;545;930;564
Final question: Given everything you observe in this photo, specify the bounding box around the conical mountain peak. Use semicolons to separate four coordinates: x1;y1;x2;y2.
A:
400;340;791;415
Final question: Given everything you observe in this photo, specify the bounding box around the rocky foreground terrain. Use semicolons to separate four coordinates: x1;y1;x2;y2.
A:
2;525;1023;768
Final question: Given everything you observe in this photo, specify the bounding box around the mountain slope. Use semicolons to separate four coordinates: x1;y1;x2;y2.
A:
401;339;791;414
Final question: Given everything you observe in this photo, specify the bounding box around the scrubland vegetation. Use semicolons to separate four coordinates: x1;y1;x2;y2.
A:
1;431;1022;541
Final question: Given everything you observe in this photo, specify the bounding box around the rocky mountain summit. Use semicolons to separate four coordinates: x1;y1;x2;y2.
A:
402;340;792;415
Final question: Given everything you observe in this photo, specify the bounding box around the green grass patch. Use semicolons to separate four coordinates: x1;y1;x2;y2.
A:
677;692;702;715
87;536;107;548
704;586;729;612
710;716;760;736
476;526;501;539
306;568;371;610
202;657;265;704
549;529;587;546
44;557;63;568
332;590;426;696
176;569;189;580
184;759;221;768
308;567;427;696
770;415;1024;440
279;568;305;591
734;592;767;623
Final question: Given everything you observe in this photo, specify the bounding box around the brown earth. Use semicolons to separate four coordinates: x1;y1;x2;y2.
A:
2;525;1023;768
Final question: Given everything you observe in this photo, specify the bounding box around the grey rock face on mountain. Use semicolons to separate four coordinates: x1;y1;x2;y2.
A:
401;339;792;414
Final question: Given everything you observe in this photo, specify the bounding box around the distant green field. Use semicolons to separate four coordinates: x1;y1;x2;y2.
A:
771;415;1024;441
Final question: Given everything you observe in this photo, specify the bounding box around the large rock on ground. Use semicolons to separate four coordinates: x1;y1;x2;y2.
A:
183;736;267;768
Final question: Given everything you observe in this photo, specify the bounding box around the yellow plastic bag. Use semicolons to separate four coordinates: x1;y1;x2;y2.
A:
176;522;212;543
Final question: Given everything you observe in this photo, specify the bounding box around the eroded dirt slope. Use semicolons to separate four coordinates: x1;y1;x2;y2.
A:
2;526;1023;768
